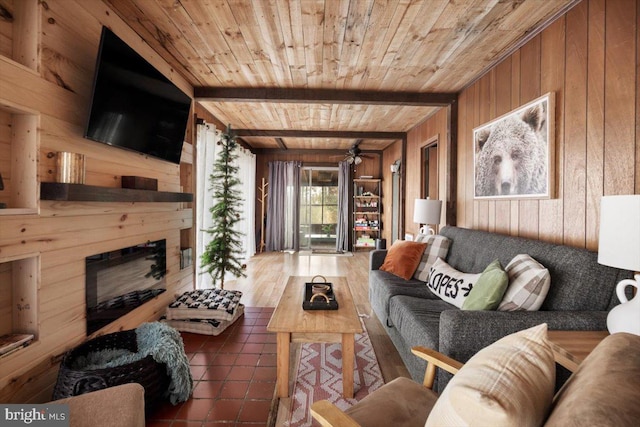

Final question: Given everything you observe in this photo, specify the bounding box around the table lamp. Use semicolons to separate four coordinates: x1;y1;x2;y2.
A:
413;198;442;235
597;195;640;335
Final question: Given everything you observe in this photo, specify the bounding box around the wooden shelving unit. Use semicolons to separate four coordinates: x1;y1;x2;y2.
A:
0;0;41;363
0;103;39;216
40;183;193;203
179;141;195;273
353;179;381;250
0;254;39;359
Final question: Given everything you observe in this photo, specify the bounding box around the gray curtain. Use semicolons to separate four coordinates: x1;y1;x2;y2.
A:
336;161;350;252
266;161;301;251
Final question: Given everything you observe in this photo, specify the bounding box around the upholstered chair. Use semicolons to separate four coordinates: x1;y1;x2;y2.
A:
311;325;640;427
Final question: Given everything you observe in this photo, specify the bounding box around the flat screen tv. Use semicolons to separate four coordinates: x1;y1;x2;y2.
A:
84;27;191;164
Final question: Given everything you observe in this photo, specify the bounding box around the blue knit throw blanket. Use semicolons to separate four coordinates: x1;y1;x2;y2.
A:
71;322;193;405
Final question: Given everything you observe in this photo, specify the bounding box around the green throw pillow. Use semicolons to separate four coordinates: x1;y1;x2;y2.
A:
462;259;509;310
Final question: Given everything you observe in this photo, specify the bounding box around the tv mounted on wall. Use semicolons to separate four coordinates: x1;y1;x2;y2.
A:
84;27;191;164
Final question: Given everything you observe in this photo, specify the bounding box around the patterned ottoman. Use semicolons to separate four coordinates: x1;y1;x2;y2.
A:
164;289;243;335
164;304;245;336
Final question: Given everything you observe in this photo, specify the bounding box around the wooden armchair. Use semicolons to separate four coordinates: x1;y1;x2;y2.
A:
310;346;463;427
311;327;640;427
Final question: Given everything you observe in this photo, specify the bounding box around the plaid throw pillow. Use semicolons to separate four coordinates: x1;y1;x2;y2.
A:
413;234;451;281
498;254;551;311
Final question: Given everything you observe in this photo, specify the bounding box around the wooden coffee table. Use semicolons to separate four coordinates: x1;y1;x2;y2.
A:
267;276;363;398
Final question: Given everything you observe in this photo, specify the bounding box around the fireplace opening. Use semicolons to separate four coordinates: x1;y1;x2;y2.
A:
86;239;167;335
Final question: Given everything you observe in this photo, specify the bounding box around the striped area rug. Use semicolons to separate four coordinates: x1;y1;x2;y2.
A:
284;319;384;426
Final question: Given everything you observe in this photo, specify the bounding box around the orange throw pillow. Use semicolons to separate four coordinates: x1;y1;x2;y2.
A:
379;240;428;280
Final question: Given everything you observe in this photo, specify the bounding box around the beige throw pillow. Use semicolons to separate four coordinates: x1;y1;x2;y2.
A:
425;323;556;427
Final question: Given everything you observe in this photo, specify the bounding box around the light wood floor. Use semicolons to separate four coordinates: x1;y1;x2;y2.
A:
224;251;411;383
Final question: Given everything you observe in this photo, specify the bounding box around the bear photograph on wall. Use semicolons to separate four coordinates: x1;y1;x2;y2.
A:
474;93;555;200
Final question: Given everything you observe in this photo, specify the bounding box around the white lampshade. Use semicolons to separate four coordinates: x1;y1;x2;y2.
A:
598;195;640;272
413;199;442;226
598;195;640;336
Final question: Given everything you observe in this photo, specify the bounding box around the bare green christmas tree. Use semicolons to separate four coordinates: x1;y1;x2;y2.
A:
200;125;246;289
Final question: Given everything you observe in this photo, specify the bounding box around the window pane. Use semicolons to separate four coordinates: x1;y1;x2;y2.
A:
324;187;338;204
300;187;309;206
310;187;323;205
310;206;323;224
323;205;338;223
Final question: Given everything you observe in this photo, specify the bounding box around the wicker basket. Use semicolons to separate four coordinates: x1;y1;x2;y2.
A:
52;329;170;413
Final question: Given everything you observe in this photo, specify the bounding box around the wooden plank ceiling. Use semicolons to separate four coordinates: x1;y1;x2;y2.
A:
105;0;577;153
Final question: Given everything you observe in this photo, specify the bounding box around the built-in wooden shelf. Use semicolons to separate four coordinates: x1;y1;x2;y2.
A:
0;208;38;216
41;183;193;203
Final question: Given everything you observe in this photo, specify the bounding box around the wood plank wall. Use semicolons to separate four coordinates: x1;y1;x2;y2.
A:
402;108;450;234
381;140;402;243
404;0;639;250
0;0;195;403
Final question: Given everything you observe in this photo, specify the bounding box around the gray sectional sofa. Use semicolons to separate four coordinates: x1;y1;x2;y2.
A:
369;226;633;392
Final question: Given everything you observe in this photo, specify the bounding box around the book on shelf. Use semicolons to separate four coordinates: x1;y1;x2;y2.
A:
356;235;375;246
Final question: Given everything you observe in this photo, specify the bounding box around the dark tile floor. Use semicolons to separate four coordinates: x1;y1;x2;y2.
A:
147;307;277;427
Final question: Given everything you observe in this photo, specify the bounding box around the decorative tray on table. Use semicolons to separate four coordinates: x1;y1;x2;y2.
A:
302;275;339;310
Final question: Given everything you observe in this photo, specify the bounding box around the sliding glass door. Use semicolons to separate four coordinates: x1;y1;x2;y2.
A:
299;167;339;251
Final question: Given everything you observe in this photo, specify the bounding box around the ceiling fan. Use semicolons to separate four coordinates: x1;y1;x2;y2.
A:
344;143;375;165
345;146;364;164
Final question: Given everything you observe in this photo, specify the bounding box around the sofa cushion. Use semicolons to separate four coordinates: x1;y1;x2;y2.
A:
369;269;436;322
427;258;481;308
426;324;556;427
387;295;454;378
499;254;551;311
413;234;451;281
346;377;437;427
379;240;428;280
544;333;640;427
388;296;454;350
462;259;509;310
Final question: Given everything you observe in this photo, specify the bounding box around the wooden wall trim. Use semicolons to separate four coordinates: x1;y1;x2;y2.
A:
447;102;458;226
400;135;407;237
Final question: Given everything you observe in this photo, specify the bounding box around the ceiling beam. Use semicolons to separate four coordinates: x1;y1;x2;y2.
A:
252;148;384;155
234;129;405;140
275;138;287;150
194;87;457;106
235;137;254;152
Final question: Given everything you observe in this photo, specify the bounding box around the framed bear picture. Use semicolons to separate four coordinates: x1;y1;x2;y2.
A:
473;92;555;200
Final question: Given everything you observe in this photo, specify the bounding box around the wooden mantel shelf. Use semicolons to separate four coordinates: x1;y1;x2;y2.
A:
40;183;193;203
